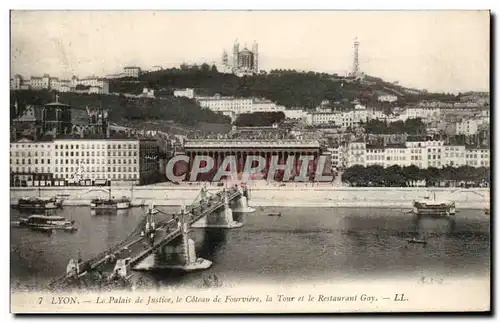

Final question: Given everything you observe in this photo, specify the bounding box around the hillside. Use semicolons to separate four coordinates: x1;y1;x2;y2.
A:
110;65;461;109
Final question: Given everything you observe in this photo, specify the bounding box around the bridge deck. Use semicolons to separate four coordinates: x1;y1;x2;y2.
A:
48;187;241;289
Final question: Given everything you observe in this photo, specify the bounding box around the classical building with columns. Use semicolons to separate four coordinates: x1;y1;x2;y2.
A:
181;139;325;182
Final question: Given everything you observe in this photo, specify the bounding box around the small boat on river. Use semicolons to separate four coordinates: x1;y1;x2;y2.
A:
268;212;282;217
18;213;77;232
406;238;427;245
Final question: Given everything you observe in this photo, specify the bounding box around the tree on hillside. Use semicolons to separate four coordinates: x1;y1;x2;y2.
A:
201;63;210;72
234;112;286;127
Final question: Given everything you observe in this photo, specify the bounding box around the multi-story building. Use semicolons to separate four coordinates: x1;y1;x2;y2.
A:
196;95;285;120
442;145;466;167
405;106;441;122
342;138;489;170
173;88;196;99
251;99;285;113
53;138;158;185
72;76;110;94
377;95;398;103
425;140;444;168
405;140;427;169
10;137;159;186
10;138;54;186
123;66;141;78
455;118;481;135
11;74;109;94
346;141;366;167
365;144;385;167
284;109;305;120
465;146;490;167
305;112;341;127
384;144;408;168
197;95;253;118
326;146;342;169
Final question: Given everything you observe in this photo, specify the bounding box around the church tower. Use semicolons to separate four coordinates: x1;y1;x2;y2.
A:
221;50;228;67
233;39;240;70
252;41;259;73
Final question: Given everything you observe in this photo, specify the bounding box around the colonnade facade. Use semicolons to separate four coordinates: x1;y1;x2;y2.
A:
178;148;322;182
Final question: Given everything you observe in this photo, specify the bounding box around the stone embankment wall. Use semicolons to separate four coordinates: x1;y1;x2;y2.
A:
10;186;489;209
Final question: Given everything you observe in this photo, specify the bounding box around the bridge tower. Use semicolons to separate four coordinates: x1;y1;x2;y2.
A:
152;207;212;271
191;187;252;229
230;185;256;213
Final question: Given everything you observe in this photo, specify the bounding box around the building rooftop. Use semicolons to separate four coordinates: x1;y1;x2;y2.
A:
465;144;490;150
185;139;320;149
366;143;385;149
385;143;407;149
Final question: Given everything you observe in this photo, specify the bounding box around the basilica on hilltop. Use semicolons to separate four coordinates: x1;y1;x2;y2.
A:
220;40;259;76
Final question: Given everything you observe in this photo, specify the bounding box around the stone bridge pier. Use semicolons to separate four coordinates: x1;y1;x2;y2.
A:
192;186;255;229
146;209;212;272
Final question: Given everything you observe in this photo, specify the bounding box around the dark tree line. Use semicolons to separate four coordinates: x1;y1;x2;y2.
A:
364;118;426;134
341;165;490;187
10;90;230;126
234;112;285;127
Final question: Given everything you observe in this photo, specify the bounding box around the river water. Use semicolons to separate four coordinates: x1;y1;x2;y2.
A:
10;206;490;291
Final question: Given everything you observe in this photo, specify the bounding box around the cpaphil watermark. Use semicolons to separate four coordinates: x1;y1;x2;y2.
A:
166;155;333;182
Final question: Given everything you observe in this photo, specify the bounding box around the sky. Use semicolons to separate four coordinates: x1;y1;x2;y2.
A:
10;10;490;93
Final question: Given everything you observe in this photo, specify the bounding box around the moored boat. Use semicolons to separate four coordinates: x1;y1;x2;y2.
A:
18;213;77;232
406;238;427;245
90;197;131;210
412;193;455;218
17;197;63;210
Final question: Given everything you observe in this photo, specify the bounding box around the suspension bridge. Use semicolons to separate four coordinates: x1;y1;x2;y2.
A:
47;185;255;290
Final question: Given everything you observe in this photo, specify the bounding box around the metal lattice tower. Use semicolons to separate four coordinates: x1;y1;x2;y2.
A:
352;37;360;76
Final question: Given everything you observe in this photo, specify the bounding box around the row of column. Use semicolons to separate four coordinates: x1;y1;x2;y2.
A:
178;151;320;182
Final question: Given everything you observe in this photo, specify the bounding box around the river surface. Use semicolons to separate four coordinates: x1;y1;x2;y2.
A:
10;206;490;291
